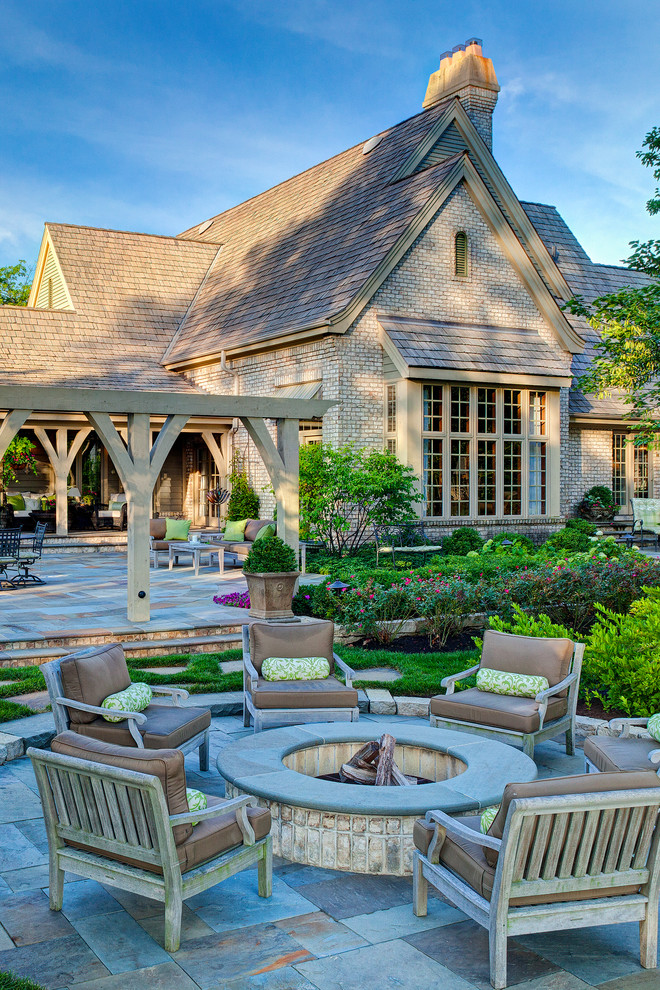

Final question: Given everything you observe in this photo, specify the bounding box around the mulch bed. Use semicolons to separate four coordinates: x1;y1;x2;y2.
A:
357;631;477;654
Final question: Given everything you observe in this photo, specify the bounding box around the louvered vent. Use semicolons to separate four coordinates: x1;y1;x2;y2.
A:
455;231;468;277
35;248;70;309
412;122;466;174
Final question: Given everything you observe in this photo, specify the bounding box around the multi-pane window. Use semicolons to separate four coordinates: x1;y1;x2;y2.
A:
422;384;552;518
634;445;649;499
612;434;627;508
612;433;651;511
385;385;397;455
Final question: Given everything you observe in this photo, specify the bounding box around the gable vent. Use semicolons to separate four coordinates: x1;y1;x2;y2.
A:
455;231;468;277
412;121;466;175
35;247;70;309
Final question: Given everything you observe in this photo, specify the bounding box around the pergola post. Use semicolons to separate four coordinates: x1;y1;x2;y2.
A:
241;416;300;563
87;411;189;621
34;428;91;536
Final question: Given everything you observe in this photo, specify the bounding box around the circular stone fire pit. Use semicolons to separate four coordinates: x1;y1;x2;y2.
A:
216;723;536;876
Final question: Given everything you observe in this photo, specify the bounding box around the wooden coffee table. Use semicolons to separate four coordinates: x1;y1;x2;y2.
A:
168;540;228;576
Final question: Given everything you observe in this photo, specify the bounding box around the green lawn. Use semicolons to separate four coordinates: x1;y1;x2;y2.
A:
0;646;479;723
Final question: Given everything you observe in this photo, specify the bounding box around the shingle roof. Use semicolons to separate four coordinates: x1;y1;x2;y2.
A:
521;202;657;417
166;101;463;364
379;315;570;379
0;225;218;391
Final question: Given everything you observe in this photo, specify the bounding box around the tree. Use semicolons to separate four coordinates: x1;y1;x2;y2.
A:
299;443;421;554
568;126;660;443
0;260;33;306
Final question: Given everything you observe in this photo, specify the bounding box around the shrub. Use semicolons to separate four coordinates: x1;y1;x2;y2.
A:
581;588;660;715
292;582;339;620
418;576;478;647
335;580;419;645
227;457;260;521
477;604;576;647
543;527;594;554
488;531;535;552
213;590;250;608
442;527;484;556
566;518;598;536
243;535;297;574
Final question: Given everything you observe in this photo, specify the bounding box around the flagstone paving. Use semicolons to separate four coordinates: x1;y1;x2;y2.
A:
0;715;658;989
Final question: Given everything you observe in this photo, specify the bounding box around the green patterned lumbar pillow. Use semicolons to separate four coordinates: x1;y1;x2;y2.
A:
262;656;330;681
101;682;153;722
186;787;208;826
647;714;660;741
223;518;247;542
476;667;549;699
480;805;499;834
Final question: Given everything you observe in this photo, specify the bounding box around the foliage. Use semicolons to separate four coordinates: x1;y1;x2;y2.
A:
299;443;421;554
226;455;259;521
1;434;38;492
243;534;297;573
0;260;32;306
477;604;576;648
577;485;619;518
568;126;660;443
213;590;250;608
581;587;660;716
0;699;36;724
484;531;535;552
441;526;484;556
337;644;479;697
566;518;598;536
337;580;420;645
543;527;595;554
417;576;478;648
0;970;47;990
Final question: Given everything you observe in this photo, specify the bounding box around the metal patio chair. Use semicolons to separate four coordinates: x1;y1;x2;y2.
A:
12;521;47;585
0;526;22;588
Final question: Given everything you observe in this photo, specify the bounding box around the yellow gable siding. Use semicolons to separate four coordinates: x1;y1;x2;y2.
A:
34;248;71;309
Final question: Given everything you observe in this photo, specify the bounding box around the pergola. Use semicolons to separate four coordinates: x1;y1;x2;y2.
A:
0;385;332;621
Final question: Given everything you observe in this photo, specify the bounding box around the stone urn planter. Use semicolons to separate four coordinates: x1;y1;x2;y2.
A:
242;533;299;620
245;570;300;619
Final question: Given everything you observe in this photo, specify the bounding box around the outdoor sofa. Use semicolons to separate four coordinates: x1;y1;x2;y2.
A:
29;732;272;952
413;771;660;988
210;517;276;563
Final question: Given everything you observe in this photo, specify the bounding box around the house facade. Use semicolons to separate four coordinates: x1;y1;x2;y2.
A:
2;39;656;537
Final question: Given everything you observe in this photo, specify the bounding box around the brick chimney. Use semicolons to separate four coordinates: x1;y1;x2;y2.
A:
423;38;500;150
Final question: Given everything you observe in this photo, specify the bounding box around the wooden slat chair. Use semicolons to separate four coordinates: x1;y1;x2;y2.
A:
28;732;272;952
242;620;359;732
42;644;211;769
585;718;660;774
413;772;660;989
430;630;584;760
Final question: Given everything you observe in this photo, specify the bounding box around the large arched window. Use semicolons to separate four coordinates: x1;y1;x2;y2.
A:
454;231;468;277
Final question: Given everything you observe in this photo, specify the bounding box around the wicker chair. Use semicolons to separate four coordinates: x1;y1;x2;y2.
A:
29;733;272;952
413;771;660;989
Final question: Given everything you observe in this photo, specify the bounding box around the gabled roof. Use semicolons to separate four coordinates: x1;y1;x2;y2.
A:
521;202;657;418
165;98;578;367
0;224;218;391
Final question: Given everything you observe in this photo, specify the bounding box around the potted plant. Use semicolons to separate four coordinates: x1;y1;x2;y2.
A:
577;485;619;522
243;534;299;619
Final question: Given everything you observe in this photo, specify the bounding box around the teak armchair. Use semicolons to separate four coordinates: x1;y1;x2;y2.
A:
242;620;359;732
413;772;660;989
430;630;584;760
585;718;660;774
42;643;211;769
29;735;272;952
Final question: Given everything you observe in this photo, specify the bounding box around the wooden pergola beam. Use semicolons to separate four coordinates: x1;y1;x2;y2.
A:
0;410;32;462
34;427;92;535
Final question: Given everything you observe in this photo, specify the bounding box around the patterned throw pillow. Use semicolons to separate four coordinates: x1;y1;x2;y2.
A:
480;805;499;834
186;787;208;826
476;667;549;699
101;682;153;722
262;656;331;681
647;714;660;741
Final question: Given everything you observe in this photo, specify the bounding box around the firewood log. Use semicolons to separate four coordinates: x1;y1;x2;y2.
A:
375;734;396;786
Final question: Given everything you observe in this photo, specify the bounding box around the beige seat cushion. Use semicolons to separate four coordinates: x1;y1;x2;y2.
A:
151;540;171;551
251;677;358;710
584;735;660;773
51;730;192;844
430;687;567;734
413;814;641;906
59;644;131;725
72;704;211;750
480;629;574;696
250;619;335;675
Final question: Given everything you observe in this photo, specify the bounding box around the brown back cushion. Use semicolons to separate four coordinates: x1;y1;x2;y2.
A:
51;731;193;844
244;519;276;542
250;619;334;675
480;629;574;694
485;770;660;866
150;518;167;540
59;644;131;725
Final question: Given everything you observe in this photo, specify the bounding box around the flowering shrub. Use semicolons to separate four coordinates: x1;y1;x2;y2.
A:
417;576;479;647
333;580;419;645
213;590;250;609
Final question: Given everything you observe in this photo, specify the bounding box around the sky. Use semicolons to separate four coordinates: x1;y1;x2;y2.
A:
1;0;658;273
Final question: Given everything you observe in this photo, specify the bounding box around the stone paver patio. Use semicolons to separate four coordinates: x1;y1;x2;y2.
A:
0;714;657;989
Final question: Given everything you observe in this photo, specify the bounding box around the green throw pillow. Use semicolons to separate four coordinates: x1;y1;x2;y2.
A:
186;787;208;826
109;500;124;511
480;805;499;834
254;523;276;542
476;667;549;699
647;714;660;741
262;656;330;681
6;494;25;511
101;682;153;722
164;518;192;541
223;519;247;542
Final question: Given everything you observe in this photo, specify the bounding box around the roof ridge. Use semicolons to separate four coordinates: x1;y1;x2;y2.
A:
178;102;450;237
519;200;559;211
45;222;218;245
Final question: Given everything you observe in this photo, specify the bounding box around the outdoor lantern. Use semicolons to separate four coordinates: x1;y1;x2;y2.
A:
500;539;513;547
328;580;349;593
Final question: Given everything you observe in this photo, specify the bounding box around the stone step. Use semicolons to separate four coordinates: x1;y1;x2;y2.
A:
0;630;243;666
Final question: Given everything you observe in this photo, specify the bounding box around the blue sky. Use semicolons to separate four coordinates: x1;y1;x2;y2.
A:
1;0;658;272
